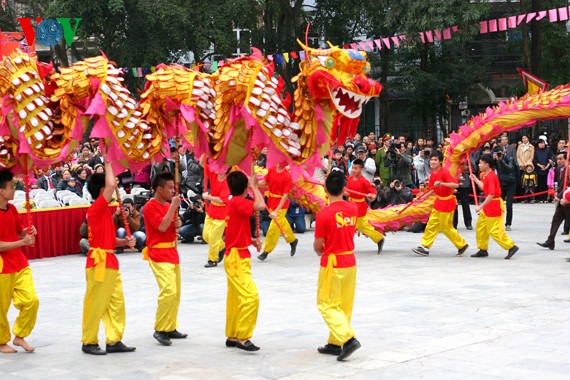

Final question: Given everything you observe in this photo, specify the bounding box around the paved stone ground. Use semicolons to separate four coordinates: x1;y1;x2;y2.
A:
2;203;570;379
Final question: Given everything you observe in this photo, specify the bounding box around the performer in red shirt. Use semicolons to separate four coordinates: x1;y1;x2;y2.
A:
202;166;231;268
143;172;186;346
257;162;298;261
413;151;468;256
0;169;38;353
470;154;519;259
345;159;385;254
314;171;361;361
82;160;136;355
223;171;266;351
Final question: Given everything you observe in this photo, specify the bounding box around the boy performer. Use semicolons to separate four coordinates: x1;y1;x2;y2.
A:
224;171;266;351
314;171;361;361
202;167;230;268
142;172;187;346
412;151;469;256
469;154;519;259
82;160;136;355
0;169;38;353
257;162;298;261
346;159;385;254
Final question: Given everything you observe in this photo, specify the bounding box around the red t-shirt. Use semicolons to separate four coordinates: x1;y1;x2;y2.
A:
225;196;254;259
429;168;457;212
86;195;119;269
265;166;292;210
0;204;29;274
482;170;502;217
346;175;375;217
143;198;179;264
207;173;230;220
315;201;357;268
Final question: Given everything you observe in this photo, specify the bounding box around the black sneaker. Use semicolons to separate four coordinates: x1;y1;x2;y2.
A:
153;331;172;346
337;337;361;361
471;250;489;257
166;330;188;339
377;239;385;254
456;244;469;256
82;344;106;355
218;248;226;263
106;341;136;353
257;252;268;261
290;239;298;257
317;343;342;356
236;340;260;351
412;246;429;256
505;245;519;260
204;260;217;268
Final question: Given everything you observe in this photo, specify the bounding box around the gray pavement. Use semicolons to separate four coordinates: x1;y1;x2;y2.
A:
2;203;570;379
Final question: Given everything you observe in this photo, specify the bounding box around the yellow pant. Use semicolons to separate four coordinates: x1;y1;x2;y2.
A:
263;209;296;253
224;253;259;340
0;267;39;344
317;266;356;346
476;211;515;251
82;267;126;345
202;215;226;262
356;216;383;244
421;210;467;249
149;260;181;332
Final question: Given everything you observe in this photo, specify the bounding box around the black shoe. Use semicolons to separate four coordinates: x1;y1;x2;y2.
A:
412;247;429;256
457;244;469;256
337;337;361;361
257;252;268;261
218;248;226;263
566;257;570;262
562;231;569;235
564;239;570;243
471;250;488;257
505;245;519;260
225;339;238;347
377;239;385;254
236;340;260;351
204;260;217;268
290;239;298;257
537;241;554;250
153;331;172;346
82;344;107;355
466;226;473;230
317;343;342;356
166;330;188;339
106;341;136;353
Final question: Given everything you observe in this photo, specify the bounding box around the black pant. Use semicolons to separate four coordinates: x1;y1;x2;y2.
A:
547;204;570;243
453;187;473;228
501;181;515;226
537;174;548;202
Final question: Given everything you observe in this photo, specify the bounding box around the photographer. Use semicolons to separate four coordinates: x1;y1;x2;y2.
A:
493;146;516;230
393;142;413;188
112;198;146;252
384;178;413;206
413;147;432;187
371;177;388;209
179;196;206;243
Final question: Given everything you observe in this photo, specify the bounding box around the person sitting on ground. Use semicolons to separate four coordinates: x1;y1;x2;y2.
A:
384;178;413;206
179;196;206;243
112;198;146;252
286;199;306;233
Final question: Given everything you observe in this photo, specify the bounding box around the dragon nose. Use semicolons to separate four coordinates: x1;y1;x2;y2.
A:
352;75;371;94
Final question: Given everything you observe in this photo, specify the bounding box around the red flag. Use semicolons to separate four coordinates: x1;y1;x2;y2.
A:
517;68;549;95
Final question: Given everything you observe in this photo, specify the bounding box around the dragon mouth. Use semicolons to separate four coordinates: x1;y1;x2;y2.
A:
330;87;369;118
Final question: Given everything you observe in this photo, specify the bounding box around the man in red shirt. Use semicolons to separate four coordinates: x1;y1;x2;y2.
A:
143;172;186;346
314;171;361;361
257;162;298;261
202;167;230;268
223;171;266;351
345;159;385;254
0;169;38;353
82;160;136;355
413;151;468;256
470;154;519;259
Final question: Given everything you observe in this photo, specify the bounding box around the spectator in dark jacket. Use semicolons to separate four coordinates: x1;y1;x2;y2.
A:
533;139;554;203
494;147;516;230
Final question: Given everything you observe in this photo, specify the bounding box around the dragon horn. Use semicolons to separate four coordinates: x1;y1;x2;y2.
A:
296;38;334;56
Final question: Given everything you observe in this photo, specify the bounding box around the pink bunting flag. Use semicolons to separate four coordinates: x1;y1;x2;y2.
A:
425;31;434;43
535;10;547;21
559;6;569;21
549;9;558;22
374;39;382;50
508;16;517;28
480;21;488;34
137;67;143;77
399;35;406;41
452;26;459;32
442;28;452;40
350;43;358;50
391;36;400;47
489;19;498;32
517;15;526;25
267;54;273;61
382;37;391;49
433;29;442;41
358;41;367;51
526;12;536;23
366;40;375;51
498;18;507;31
299;51;305;60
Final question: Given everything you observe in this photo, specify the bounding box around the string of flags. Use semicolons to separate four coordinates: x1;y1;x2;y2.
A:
123;4;570;78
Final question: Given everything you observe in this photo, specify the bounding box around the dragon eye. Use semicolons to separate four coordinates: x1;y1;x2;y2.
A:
325;57;335;69
362;62;371;74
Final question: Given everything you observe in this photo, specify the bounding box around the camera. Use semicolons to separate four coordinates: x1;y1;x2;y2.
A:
123;205;129;211
374;179;381;186
393;180;401;188
423;149;430;157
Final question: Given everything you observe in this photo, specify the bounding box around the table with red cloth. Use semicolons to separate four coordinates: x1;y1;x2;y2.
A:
18;205;89;259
